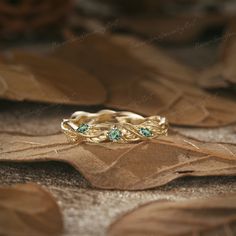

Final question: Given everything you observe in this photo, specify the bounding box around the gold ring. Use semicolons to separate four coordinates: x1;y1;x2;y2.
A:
61;110;168;143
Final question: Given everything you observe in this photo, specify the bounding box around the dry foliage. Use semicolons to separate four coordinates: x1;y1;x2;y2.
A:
108;194;236;236
0;34;235;127
0;52;106;105
0;132;235;190
221;23;236;85
199;23;236;89
198;64;229;89
52;34;236;127
0;183;63;236
0;3;236;235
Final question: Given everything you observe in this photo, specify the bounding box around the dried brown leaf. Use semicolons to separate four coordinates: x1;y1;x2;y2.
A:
108;195;236;236
0;51;106;105
52;34;236;127
199;22;236;88
0;133;236;190
0;183;63;236
54;33;197;84
111;35;197;84
198;64;229;89
220;23;236;85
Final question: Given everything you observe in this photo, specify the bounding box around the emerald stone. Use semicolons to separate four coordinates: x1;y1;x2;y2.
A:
77;123;89;133
139;127;152;137
108;128;122;141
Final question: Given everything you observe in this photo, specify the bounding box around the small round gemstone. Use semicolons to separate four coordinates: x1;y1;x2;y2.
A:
108;128;122;141
77;123;89;133
139;127;152;137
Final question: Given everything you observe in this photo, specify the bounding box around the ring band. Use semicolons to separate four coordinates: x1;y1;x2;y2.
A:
61;110;168;143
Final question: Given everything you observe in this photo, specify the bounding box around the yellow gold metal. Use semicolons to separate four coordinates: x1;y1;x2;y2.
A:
61;109;168;143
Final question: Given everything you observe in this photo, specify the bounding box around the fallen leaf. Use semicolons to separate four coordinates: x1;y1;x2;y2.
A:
111;35;236;126
0;132;236;190
52;34;236;127
198;22;236;89
198;64;230;89
54;33;197;84
222;30;236;84
108;194;236;236
221;23;236;85
0;51;106;105
0;183;63;236
111;35;197;84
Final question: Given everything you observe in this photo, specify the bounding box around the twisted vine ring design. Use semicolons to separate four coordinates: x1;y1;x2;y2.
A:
61;110;168;143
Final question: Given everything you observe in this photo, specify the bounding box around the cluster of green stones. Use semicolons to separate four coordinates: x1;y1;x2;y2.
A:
76;123;153;142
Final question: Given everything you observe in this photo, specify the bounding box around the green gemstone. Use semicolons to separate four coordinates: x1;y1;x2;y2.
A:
77;123;89;133
139;127;152;137
108;128;122;141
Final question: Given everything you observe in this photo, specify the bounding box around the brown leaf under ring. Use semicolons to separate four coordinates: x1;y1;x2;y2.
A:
108;194;236;236
0;133;236;190
0;183;63;236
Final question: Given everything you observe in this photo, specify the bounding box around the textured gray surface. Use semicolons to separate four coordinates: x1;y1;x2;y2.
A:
0;100;103;136
1;162;236;236
174;125;236;144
